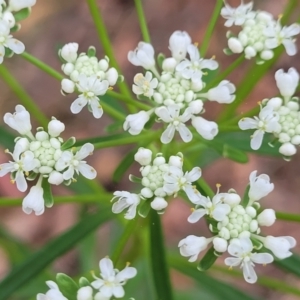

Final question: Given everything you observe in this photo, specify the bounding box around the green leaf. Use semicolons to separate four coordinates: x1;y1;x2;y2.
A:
113;147;136;182
79;277;90;288
197;246;218;271
138;199;151;218
0;207;113;300
56;273;78;300
170;256;260;300
13;7;31;22
149;210;174;300
42;178;54;208
61;137;76;150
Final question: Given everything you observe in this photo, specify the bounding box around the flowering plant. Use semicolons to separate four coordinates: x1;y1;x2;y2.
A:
0;0;299;299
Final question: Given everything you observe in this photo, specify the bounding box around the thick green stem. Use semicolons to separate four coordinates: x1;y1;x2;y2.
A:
276;212;300;222
0;65;49;128
200;0;224;57
134;0;151;43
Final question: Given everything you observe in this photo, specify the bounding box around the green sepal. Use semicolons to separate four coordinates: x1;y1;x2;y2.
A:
113;148;136;182
157;53;165;69
197;246;218;271
42;178;54;208
138;199;151;218
10;23;21;32
251;237;263;250
118;74;124;83
78;277;90;288
222;144;248;163
5;47;13;58
241;184;250;208
61;137;76;150
129;174;142;183
223;48;233;55
87;46;96;57
26;172;38;181
256;57;265;65
56;273;78;300
14;7;31;22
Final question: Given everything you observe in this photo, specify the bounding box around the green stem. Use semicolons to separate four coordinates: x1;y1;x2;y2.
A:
101;102;125;121
21;52;64;80
200;0;224;57
276;212;300;222
221;105;260;126
134;0;151;43
111;218;138;265
0;193;113;207
0;65;49;128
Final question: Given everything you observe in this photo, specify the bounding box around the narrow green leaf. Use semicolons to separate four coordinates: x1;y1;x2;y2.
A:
56;273;78;300
0;207;113;300
113;148;136;182
197;246;218;271
275;254;300;277
61;137;76;150
222;144;248;163
42;179;54;208
241;184;250;207
149;210;174;300
138;200;151;218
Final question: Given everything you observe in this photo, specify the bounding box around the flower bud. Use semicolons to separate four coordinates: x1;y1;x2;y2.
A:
279;142;297;156
35;131;49;141
223;193;241;207
267;97;282;109
153;156;166;166
275;68;299;99
61;78;75;94
228;37;243;53
3;11;15;28
134;147;152;165
62;62;74;76
260;50;274;60
162;57;177;72
188;100;203;114
168;155;182;168
106;68;118;86
48;119;65;137
60;43;78;62
249;220;258;232
244;46;257;58
151;197;168;211
257;209;276;226
48;171;64;185
213;237;228;252
141;187;153;198
191;116;218;140
169;31;191;61
77;286;93;300
98;58;109;71
245;206;256;218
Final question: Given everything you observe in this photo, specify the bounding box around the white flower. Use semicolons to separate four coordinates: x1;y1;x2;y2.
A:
204;80;236;104
77;286;93;300
275;68;299;100
22;183;45;216
123;110;152;135
37;281;67;300
60;42;78;63
188;192;230;223
238;105;281;150
263;236;296;259
178;235;212;262
48;119;65;137
221;1;253;27
176;44;218;85
163;165;201;199
257;209;276;226
8;0;36;11
265;22;300;56
112;191;140;220
4;105;32;136
134;147;152;166
132;72;158;97
0;20;24;63
224;238;273;284
55;143;97;180
128;42;155;70
168;31;192;61
155;105;192;144
71;74;109;118
248;170;274;202
91;257;137;299
191;116;218;140
0;149;38;192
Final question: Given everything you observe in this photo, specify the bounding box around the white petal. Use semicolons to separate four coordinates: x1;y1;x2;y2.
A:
70;96;88;114
15;171;27;192
238;118;257;130
99;257;115;278
224;257;242;267
112;285;125;298
185;167;202;182
161;125;176;144
78;163;97;179
282;39;297;56
250;130;264;150
251;253;273;264
90;99;104;119
242;262;257;284
178;123;192;142
76;143;94;160
188;209;206;223
6;38;25;54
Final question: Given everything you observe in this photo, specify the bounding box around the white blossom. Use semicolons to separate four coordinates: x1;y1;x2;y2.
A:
134;147;152;166
155;104;192;143
151;196;168;211
275;68;299;100
257;209;276;227
37;281;67;300
123;110;152;135
48;119;65;137
55;143;97;180
168;31;192;61
112;191;140;220
204;80;236;104
60;42;78;63
279;142;297;156
228;37;244;53
91;257;137;299
61;78;75;94
238;105;281;150
132;72;158;97
213;237;228;253
71;74;109;118
248;170;274;202
224;238;273;284
178;235;212;262
263;236;296;259
22;183;45;216
191;116;218;140
105;67;118;86
128;42;155;70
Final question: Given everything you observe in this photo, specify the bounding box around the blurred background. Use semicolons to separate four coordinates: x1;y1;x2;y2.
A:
0;0;299;299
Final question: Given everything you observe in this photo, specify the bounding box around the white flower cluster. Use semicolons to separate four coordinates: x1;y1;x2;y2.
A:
239;68;300;157
0;0;36;63
221;1;300;63
60;43;120;118
124;31;236;144
112;147;201;218
179;170;296;283
37;257;137;300
0;105;97;215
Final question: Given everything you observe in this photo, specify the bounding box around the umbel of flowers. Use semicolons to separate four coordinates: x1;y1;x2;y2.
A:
0;105;97;215
0;0;36;63
179;170;296;284
37;257;137;300
60;43;121;118
124;31;236;144
112;147;202;219
221;1;300;64
239;68;300;158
